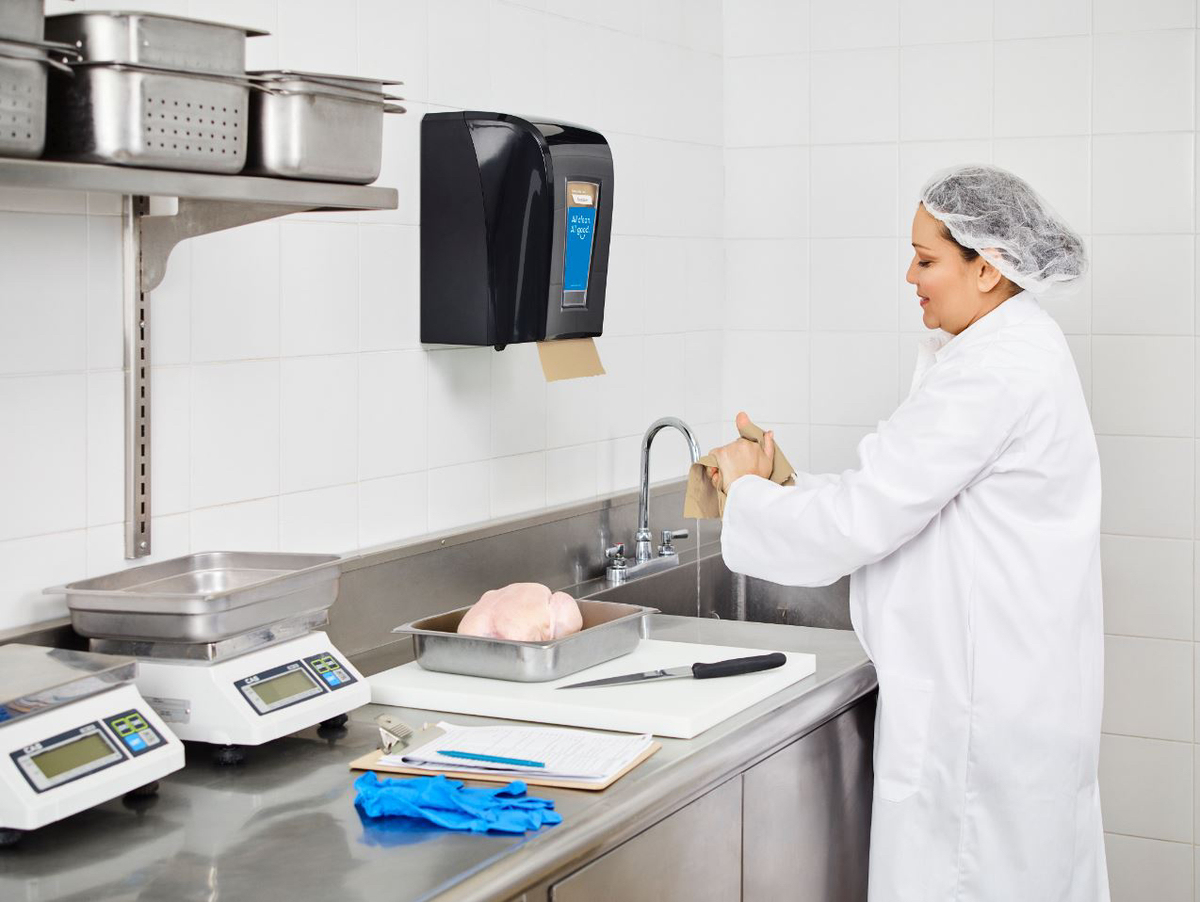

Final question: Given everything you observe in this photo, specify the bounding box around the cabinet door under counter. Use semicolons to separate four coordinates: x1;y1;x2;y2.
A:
743;701;874;902
539;697;875;902
549;777;743;902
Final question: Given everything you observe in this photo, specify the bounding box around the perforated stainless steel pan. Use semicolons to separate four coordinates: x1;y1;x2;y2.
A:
0;0;43;42
0;43;48;158
45;62;251;172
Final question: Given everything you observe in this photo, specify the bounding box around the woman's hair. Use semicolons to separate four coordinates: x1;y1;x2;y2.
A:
936;221;1023;299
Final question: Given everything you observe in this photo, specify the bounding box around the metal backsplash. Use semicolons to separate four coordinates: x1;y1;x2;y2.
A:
0;480;709;656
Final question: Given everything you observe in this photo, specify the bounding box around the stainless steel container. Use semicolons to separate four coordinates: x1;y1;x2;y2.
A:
0;41;48;158
45;62;250;172
245;70;405;184
0;644;137;727
0;0;43;42
393;599;657;682
44;11;266;76
249;70;400;99
51;552;343;643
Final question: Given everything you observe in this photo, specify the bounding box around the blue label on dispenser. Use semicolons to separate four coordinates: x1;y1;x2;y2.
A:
563;206;597;293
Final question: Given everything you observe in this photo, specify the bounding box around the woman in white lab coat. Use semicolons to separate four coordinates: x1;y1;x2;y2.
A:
713;165;1107;902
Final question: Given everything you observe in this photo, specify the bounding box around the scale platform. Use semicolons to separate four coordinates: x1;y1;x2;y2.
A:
99;631;370;747
0;645;184;834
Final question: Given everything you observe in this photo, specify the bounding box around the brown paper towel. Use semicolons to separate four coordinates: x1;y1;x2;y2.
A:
537;338;606;381
684;418;795;519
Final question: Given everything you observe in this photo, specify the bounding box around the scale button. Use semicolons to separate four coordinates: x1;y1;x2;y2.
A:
125;735;146;752
138;730;160;747
332;670;348;682
322;673;339;685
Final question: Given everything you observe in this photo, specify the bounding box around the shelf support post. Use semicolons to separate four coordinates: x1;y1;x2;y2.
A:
123;195;152;558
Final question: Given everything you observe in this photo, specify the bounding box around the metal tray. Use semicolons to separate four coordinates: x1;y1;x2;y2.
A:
0;44;47;159
45;62;250;172
247;69;402;101
393;599;657;683
245;70;405;183
50;552;342;643
0;0;43;43
44;11;267;76
0;645;137;727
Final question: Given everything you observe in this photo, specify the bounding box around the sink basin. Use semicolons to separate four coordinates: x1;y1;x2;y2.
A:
587;548;851;630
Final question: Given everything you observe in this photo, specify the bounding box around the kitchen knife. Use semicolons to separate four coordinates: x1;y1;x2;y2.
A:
556;652;787;689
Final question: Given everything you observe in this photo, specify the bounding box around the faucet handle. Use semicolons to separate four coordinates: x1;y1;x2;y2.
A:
658;528;688;557
605;544;628;585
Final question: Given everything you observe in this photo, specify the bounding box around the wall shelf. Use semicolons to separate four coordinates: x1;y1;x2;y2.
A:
0;158;400;559
0;158;398;209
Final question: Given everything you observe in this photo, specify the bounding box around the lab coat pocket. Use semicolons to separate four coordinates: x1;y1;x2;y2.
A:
873;671;934;803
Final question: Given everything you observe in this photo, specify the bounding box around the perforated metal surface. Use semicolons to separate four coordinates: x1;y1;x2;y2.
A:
46;65;248;173
0;54;45;157
141;86;243;163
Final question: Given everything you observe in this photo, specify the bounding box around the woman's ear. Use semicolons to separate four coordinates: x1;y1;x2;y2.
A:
976;253;1004;293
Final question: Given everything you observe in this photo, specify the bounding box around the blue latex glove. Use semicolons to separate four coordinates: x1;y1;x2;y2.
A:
353;772;563;834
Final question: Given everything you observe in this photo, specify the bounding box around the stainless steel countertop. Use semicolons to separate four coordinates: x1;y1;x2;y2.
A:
0;617;875;902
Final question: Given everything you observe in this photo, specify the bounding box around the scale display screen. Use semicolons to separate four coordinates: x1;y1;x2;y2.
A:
562;180;600;308
30;733;112;780
10;721;127;793
248;670;317;707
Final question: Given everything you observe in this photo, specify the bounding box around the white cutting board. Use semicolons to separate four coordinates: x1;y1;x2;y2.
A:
369;640;816;739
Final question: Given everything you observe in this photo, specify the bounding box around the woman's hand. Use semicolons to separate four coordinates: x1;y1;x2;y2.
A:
709;411;775;492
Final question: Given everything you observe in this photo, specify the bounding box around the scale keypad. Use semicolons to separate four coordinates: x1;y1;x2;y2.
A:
104;709;164;757
304;652;356;689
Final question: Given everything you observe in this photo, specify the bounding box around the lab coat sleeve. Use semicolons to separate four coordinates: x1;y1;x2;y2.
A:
722;361;1031;587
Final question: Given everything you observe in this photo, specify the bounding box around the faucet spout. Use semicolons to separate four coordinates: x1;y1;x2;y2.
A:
636;417;701;564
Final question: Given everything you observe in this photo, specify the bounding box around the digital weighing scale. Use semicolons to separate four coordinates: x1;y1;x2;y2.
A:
91;623;369;753
0;644;184;842
52;552;371;762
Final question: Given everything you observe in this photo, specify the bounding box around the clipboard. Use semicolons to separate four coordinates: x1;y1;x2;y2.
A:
348;741;661;792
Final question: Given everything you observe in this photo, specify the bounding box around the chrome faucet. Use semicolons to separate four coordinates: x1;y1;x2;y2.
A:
635;417;701;565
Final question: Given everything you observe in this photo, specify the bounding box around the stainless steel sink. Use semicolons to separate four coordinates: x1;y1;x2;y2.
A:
586;547;852;630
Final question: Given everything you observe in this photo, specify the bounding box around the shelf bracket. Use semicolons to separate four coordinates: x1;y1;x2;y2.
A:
124;197;320;558
139;198;314;292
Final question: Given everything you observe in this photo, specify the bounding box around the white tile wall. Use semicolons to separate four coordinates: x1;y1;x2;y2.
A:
3;1;1195;893
723;2;1200;896
899;43;992;142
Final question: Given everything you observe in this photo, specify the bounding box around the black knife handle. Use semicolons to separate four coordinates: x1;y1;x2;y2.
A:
692;652;787;679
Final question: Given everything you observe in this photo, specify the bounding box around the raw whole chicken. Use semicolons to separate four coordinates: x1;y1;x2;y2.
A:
456;582;584;641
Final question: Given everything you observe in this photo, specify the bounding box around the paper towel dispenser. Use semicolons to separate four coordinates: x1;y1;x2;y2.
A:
420;112;614;350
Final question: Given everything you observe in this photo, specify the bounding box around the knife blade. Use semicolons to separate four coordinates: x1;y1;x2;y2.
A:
556;652;786;689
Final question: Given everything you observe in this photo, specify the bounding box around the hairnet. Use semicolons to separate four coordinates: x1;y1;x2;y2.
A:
919;164;1088;299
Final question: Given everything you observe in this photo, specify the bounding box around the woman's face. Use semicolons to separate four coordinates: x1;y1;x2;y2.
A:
905;204;1008;335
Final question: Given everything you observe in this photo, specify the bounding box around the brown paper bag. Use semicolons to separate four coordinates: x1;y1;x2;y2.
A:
683;419;795;519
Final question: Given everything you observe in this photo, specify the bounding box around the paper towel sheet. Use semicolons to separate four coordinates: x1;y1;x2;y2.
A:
684;417;796;519
537;338;606;381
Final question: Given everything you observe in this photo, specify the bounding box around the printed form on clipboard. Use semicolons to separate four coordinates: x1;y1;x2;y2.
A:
382;721;655;782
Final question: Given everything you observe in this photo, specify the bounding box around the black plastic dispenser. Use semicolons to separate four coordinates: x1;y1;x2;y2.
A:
420;112;614;350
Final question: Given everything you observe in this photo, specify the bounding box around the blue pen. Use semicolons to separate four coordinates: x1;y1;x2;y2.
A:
438;750;546;768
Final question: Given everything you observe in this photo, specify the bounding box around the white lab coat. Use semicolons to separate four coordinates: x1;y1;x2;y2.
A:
722;292;1108;901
